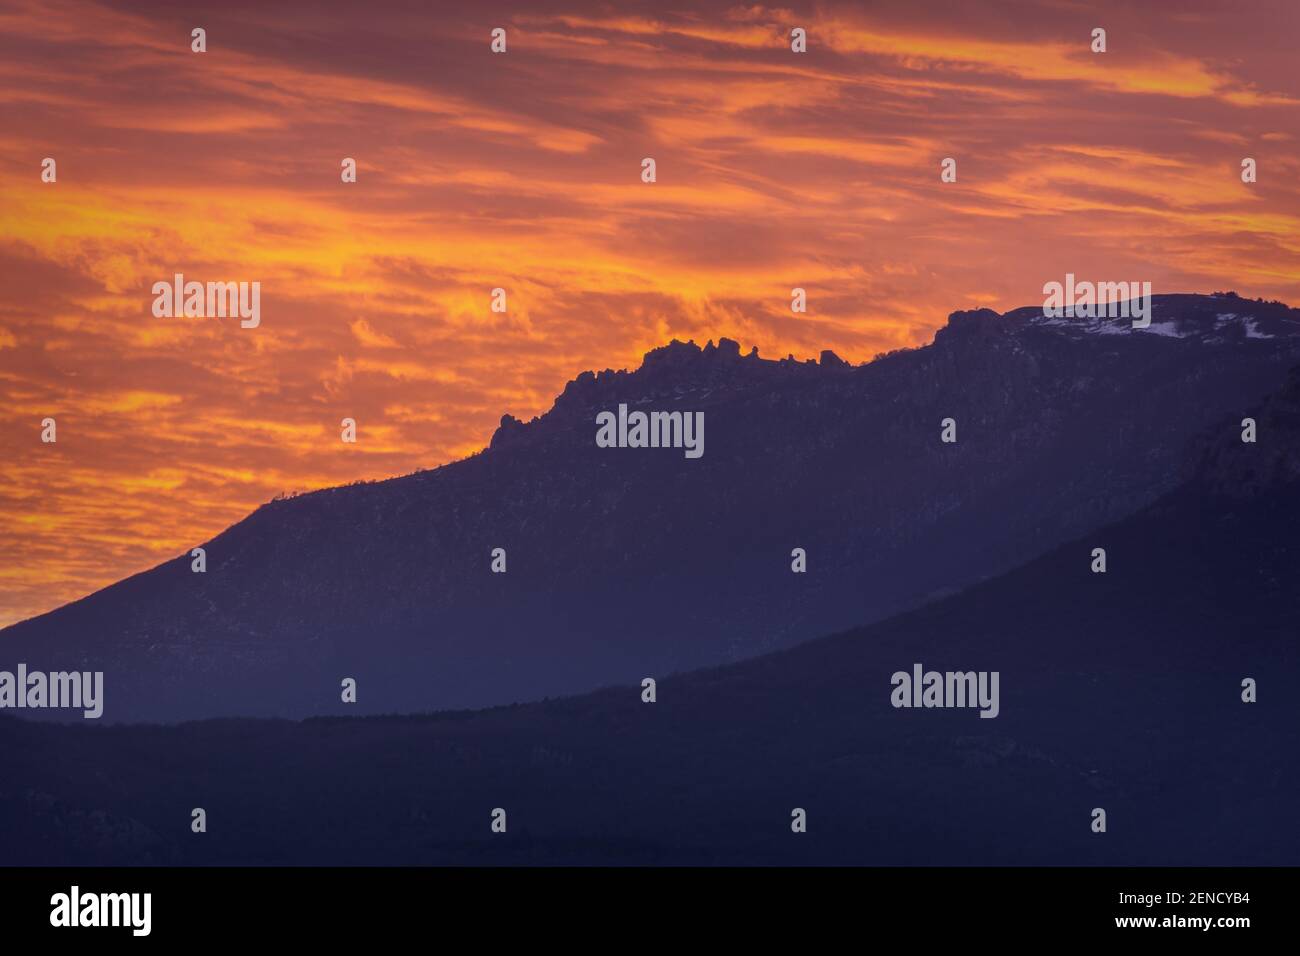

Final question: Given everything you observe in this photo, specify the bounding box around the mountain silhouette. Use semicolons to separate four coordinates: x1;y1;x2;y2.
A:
2;359;1296;865
3;292;1299;722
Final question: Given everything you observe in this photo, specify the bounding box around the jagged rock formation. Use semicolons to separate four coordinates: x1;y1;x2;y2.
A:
3;294;1298;722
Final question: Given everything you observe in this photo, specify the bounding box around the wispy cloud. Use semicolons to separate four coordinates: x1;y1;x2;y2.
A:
1;0;1298;624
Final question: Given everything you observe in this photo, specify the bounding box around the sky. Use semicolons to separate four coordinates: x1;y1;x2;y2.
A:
1;0;1299;627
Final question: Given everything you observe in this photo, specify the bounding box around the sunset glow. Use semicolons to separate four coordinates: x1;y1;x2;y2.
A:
2;0;1299;626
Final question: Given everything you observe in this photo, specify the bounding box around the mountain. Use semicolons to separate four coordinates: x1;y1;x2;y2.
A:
3;292;1299;722
2;363;1296;865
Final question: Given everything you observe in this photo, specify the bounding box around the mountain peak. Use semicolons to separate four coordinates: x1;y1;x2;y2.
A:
1010;292;1299;341
10;292;1300;723
493;293;1299;453
491;336;854;450
934;308;1009;344
928;293;1300;344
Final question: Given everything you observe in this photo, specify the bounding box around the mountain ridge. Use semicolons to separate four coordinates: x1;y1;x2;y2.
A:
4;292;1299;723
3;406;1296;863
489;290;1298;453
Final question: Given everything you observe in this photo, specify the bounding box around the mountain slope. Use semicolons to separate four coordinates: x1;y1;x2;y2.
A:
2;366;1297;865
3;292;1299;722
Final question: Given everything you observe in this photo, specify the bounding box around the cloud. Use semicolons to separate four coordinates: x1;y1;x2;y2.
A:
349;318;401;349
1;0;1298;625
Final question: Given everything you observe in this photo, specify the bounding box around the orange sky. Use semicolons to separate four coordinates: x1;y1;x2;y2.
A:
2;0;1299;627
